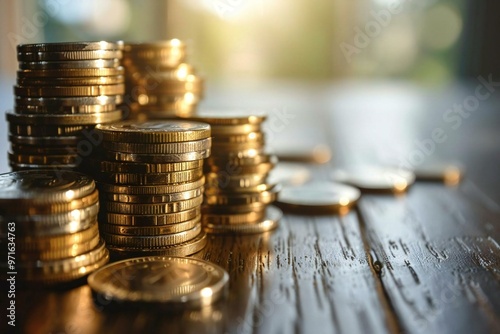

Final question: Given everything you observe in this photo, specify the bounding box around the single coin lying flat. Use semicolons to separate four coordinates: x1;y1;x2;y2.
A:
276;182;360;214
331;166;415;193
88;256;228;308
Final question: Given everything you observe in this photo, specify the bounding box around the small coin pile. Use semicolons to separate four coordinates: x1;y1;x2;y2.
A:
0;170;108;284
7;41;124;171
86;121;211;258
121;39;203;120
184;111;282;234
89;256;229;309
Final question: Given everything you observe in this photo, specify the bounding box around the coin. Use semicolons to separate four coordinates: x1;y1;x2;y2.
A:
87;255;228;307
104;186;203;204
331;166;415;193
108;149;211;163
413;162;464;185
103;138;211;154
96;120;211;143
204;184;279;206
101;223;201;247
10;144;79;155
15;84;125;97
205;172;268;189
276;182;361;214
9;123;89;136
18;75;124;87
107;231;207;258
183;110;266;125
102;207;200;226
0;170;95;206
18;59;120;70
18;41;124;52
97;168;203;185
17;67;125;77
7;110;122;125
99;215;200;236
201;209;266;225
105;196;203;215
99;159;203;173
17;50;123;61
9;152;79;165
15;95;123;108
9;135;82;146
98;176;204;195
204;205;282;234
209;123;261;135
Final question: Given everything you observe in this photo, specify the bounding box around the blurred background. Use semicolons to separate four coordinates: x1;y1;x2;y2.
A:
1;0;500;200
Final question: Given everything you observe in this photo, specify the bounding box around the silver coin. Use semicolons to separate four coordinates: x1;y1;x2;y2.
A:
332;166;415;193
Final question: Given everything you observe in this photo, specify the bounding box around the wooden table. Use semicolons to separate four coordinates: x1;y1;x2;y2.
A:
1;81;500;334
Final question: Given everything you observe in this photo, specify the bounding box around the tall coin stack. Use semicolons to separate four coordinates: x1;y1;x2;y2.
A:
121;40;203;120
88;121;211;258
7;41;124;171
0;170;109;284
184;111;282;234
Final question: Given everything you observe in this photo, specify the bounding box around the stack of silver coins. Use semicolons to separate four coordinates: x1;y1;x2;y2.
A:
7;41;124;171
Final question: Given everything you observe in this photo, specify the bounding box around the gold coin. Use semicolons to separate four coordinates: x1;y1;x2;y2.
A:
213;131;264;144
105;196;203;215
17;41;124;52
18;59;120;70
15;103;117;114
6;201;99;226
106;232;206;259
140;106;198;119
201;208;266;225
10;144;78;155
15;240;109;283
15;95;123;108
205;172;267;189
103;138;211;154
9;123;89;136
276;182;360;214
16;222;99;251
125;63;195;81
9;152;79;165
6;189;98;215
206;152;272;167
0;170;95;206
9;162;78;171
123;40;186;67
205;161;275;175
17;50;123;61
88;255;224;308
129;92;202;107
210;123;261;135
99;159;203;173
9;135;82;146
104;186;203;204
204;206;282;234
14;233;101;261
211;141;263;152
17;75;124;87
182;110;266;125
7;110;122;125
102;223;201;247
15;84;125;97
98;168;203;185
101;207;200;226
203;202;267;214
17;66;125;78
204;184;279;206
87;254;228;308
98;176;204;195
133;76;203;94
100;215;200;235
96;120;211;143
109;149;211;163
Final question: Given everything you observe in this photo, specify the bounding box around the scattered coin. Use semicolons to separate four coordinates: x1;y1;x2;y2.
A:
331;166;415;193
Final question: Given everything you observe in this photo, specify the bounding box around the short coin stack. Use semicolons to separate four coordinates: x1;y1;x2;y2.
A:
184;111;282;234
0;170;108;284
121;40;203;120
7;41;124;171
89;121;211;258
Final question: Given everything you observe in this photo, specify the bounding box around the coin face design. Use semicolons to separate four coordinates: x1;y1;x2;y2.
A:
88;256;229;305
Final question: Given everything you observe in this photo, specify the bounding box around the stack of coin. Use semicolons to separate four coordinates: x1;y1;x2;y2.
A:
8;41;124;171
183;111;282;234
0;170;108;284
121;40;203;120
87;121;211;258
